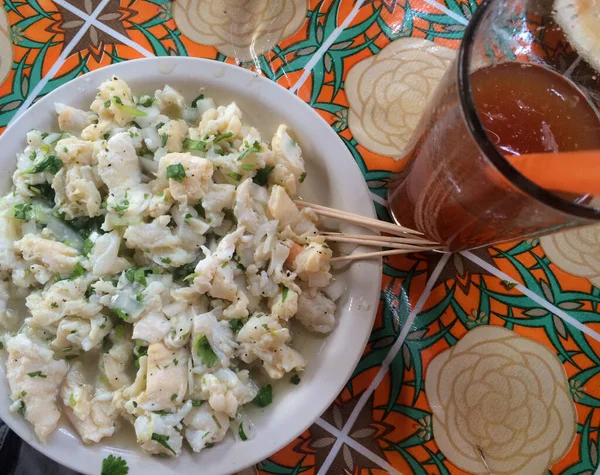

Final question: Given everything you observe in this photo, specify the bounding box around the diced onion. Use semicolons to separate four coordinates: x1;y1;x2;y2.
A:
140;127;161;152
194;98;215;116
234;414;254;442
110;292;144;319
46;215;84;252
140;156;158;174
154;147;168;162
182;107;198;123
42;132;62;145
324;278;346;302
21;221;37;236
134;106;161;129
31;201;52;224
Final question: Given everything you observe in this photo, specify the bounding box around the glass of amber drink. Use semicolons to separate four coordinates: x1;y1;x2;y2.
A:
388;0;600;251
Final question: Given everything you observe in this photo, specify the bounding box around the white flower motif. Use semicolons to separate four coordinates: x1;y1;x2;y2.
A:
555;0;600;73
0;8;13;86
174;0;308;62
541;225;600;286
425;326;576;475
345;38;455;158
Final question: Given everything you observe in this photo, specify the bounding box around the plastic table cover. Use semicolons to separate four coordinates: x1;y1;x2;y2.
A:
0;1;598;475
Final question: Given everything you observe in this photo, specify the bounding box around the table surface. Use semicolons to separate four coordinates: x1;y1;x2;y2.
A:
0;1;598;475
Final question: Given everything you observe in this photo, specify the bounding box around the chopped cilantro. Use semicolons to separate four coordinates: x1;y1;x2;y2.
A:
238;141;262;160
253;384;273;407
138;96;154;107
261;323;269;331
70;262;85;280
113;199;129;213
194;335;218;368
115;324;125;338
161;133;168;147
134;342;148;369
233;253;246;271
183;138;207;151
23;155;63;175
27;371;47;378
103;133;110;140
213;132;232;143
171;393;178;401
69;393;76;407
101;454;128;475
241;164;255;171
28;183;55;202
161;257;172;265
228;172;242;181
299;172;307;183
194;204;206;219
103;100;111;108
281;285;289;303
86;282;96;298
0;341;3;350
192;400;202;407
290;374;301;385
17;401;26;417
151;433;176;455
13;203;33;220
125;267;151;286
82;238;94;257
172;261;197;282
252;166;274;186
191;94;205;107
50;302;59;309
229;319;244;333
112;97;147;117
111;309;129;321
238;422;248;441
166;163;186;182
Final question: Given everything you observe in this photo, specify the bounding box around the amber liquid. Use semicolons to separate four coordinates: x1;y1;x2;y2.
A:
389;62;600;250
474;63;600;202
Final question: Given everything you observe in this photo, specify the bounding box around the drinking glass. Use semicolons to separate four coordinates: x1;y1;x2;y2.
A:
387;0;600;251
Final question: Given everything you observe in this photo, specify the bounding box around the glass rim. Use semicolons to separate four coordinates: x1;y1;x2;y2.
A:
457;0;600;221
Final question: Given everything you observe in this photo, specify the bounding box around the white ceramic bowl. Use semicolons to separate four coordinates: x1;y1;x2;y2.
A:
0;57;381;475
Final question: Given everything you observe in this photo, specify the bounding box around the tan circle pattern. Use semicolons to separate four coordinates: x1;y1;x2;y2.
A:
174;0;308;62
554;0;600;72
425;326;576;475
0;8;13;86
541;224;600;286
345;38;455;158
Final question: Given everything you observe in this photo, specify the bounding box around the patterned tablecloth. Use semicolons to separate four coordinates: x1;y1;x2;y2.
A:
0;1;598;475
